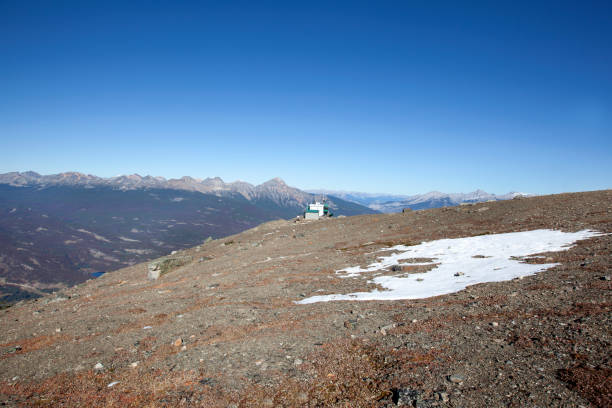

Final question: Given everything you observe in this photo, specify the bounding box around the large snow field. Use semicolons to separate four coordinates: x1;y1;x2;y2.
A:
297;229;604;304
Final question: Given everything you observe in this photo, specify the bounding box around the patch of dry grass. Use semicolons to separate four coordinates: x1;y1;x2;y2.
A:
238;339;445;407
1;334;69;357
0;368;229;407
558;364;612;407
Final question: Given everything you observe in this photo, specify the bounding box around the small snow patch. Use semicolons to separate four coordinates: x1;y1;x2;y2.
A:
297;229;604;304
77;229;111;242
119;236;140;242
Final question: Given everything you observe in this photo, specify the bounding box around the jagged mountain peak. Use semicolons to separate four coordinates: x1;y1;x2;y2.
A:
262;177;286;186
200;177;227;190
178;176;200;182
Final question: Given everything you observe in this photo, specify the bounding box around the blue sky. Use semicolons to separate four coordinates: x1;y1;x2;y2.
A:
1;1;610;195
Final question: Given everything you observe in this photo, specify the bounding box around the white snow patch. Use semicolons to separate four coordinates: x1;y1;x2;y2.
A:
77;229;111;242
107;381;120;388
125;248;153;255
297;229;604;304
119;236;140;242
88;248;119;262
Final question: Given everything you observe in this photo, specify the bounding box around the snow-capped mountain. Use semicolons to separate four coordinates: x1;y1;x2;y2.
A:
307;189;411;206
310;188;534;213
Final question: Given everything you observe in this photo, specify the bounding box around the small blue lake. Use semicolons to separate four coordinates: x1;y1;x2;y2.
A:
90;272;106;278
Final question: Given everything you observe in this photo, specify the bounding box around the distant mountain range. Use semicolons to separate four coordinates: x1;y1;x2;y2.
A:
0;171;377;219
309;189;534;212
0;172;376;304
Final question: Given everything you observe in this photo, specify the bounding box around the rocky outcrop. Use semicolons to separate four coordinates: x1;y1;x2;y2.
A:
147;256;192;280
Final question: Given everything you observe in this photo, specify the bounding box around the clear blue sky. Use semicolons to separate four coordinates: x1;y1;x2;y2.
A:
1;1;610;195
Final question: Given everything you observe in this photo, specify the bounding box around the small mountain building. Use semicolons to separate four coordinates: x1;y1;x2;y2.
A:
304;201;331;220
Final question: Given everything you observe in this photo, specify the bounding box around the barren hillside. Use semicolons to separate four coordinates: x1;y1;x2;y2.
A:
1;190;610;407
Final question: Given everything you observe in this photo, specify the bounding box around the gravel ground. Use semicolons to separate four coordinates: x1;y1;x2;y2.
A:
0;190;610;407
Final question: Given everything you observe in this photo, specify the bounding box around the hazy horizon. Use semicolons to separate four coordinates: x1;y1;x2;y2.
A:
0;168;592;197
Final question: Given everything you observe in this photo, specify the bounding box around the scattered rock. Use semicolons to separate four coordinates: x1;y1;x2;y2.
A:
437;392;449;402
344;319;358;329
199;377;216;386
454;271;464;276
392;388;422;406
491;322;499;327
294;358;303;366
94;363;104;371
600;275;611;281
448;374;464;383
380;323;396;336
147;256;192;280
296;392;309;403
173;338;183;347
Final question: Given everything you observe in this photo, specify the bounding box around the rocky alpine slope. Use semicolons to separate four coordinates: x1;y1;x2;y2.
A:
0;190;610;407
